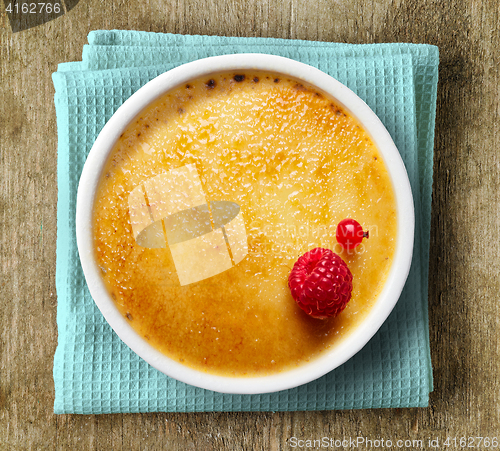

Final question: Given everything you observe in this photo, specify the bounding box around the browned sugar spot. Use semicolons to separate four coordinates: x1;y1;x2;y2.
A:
329;103;340;115
233;74;245;82
274;78;280;83
206;79;216;89
253;77;259;83
126;312;133;321
186;84;192;89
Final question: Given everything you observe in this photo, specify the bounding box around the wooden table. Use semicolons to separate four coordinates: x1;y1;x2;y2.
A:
1;0;499;448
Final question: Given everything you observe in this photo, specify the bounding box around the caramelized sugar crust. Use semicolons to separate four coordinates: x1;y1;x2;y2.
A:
93;71;397;376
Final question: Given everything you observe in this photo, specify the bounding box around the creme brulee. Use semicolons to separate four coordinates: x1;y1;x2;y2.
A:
92;71;397;377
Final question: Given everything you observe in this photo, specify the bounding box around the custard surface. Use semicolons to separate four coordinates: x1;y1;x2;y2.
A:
93;71;397;376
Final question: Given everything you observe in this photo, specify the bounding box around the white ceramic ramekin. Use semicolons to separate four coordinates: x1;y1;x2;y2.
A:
76;54;414;394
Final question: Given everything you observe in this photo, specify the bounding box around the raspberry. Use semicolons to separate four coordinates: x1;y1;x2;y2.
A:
288;248;353;319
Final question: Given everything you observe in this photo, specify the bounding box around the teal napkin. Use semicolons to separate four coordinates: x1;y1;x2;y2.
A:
53;30;438;414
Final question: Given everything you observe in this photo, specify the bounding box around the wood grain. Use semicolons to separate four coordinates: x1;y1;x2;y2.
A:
1;0;499;449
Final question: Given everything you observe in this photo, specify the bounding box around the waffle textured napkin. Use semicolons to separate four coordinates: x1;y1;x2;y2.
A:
53;30;438;414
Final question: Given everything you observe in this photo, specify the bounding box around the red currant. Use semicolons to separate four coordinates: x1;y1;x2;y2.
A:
336;219;369;250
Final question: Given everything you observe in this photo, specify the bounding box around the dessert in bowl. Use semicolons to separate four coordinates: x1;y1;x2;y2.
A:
76;54;414;394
